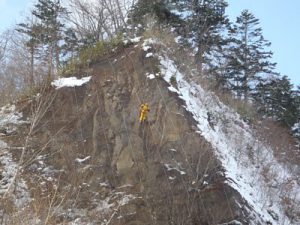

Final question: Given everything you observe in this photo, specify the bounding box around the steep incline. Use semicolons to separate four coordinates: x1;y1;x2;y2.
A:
0;37;299;225
156;38;300;224
0;43;249;225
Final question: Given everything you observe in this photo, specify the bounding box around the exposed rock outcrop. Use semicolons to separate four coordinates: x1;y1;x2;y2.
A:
1;46;250;224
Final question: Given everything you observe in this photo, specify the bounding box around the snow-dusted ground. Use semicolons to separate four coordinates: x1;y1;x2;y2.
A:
0;150;31;207
138;37;299;224
158;53;299;224
0;105;26;127
0;105;31;209
63;190;139;225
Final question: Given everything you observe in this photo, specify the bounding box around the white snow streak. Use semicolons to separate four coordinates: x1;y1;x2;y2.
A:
168;86;180;94
0;151;31;207
145;52;154;58
164;163;186;175
146;73;155;80
159;53;299;224
0;104;31;208
75;156;91;163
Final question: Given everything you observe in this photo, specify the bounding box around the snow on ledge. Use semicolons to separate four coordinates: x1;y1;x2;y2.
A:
145;52;154;58
168;86;180;94
146;73;155;80
51;76;92;89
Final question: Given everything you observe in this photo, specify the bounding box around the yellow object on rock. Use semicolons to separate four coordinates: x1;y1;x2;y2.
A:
139;103;150;123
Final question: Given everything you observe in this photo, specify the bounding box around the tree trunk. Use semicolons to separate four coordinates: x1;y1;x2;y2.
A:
55;41;60;76
243;23;249;101
195;43;204;76
242;74;248;101
30;46;35;88
48;47;53;81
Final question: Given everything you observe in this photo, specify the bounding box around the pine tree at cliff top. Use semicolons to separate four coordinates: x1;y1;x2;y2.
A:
32;0;67;78
183;0;229;75
16;19;42;87
254;75;298;127
226;10;276;100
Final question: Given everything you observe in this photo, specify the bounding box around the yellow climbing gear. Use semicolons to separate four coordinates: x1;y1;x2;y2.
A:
139;103;150;123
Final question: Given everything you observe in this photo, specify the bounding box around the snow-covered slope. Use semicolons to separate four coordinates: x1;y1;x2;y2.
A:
0;105;31;212
141;37;300;224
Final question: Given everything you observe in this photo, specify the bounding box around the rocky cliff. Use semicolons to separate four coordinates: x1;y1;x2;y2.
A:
0;36;299;225
0;43;248;224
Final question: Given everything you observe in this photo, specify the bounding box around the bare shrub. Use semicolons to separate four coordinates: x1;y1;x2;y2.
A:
67;0;135;42
256;119;299;165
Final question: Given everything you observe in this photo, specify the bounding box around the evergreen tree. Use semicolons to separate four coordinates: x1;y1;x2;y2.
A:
61;28;79;59
182;0;229;75
16;19;42;87
254;75;298;127
227;10;276;100
128;0;181;31
32;0;67;78
252;76;274;115
291;85;300;139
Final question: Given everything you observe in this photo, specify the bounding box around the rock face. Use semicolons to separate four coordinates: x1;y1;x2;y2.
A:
3;46;250;224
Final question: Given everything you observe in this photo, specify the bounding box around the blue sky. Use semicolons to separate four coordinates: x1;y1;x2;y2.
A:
226;0;300;86
0;0;299;86
0;0;31;30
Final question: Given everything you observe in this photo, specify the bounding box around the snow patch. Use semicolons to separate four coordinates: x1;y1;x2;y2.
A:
0;151;31;207
174;36;182;43
119;194;136;206
96;197;114;213
142;38;157;52
145;52;154;58
0;140;8;148
164;163;186;175
75;156;91;163
129;36;142;43
51;76;92;89
168;86;180;94
143;38;157;46
146;73;155;80
64;192;138;225
100;182;109;187
143;45;151;51
0;105;27;127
